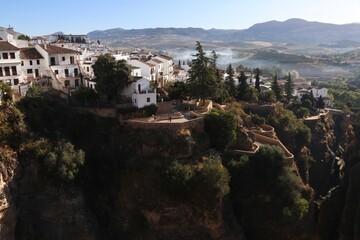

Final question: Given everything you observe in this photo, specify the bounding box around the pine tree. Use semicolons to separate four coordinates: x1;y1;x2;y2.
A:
316;95;325;109
225;64;237;98
255;68;261;93
237;71;250;101
285;72;293;102
188;41;219;103
271;74;282;101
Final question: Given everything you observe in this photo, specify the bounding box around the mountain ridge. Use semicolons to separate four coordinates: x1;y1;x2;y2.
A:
87;18;360;46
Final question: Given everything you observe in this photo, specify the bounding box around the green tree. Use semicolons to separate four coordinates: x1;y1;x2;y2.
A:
225;64;237;98
93;54;132;102
255;68;261;93
260;90;276;103
18;34;30;41
245;87;259;103
237;71;250;101
188;42;219;103
43;139;85;185
316;95;325;109
74;85;99;105
204;110;237;151
164;161;195;198
197;156;230;199
271;74;282;101
285;72;294;102
0;82;12;102
167;81;188;100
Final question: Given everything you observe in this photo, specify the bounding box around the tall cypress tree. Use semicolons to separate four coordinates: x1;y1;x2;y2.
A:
237;71;250;101
188;41;218;102
271;74;282;101
285;72;293;102
255;68;261;93
225;64;237;98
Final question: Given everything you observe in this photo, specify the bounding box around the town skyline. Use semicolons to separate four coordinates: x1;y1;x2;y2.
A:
2;0;360;36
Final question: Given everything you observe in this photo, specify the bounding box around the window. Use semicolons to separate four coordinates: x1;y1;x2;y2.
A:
2;53;8;59
37;59;40;65
4;67;10;76
21;61;24;66
11;66;17;75
9;52;15;59
13;79;19;86
87;67;89;72
62;56;65;61
65;69;69;77
54;70;58;75
0;67;2;77
27;69;33;74
147;97;150;102
30;60;32;65
70;56;74;64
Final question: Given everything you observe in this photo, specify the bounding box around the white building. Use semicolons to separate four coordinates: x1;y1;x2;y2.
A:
127;59;156;81
20;47;47;81
311;88;328;98
35;44;82;91
0;41;24;88
151;54;174;84
121;77;156;108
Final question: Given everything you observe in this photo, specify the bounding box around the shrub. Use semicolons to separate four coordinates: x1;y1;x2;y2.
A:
21;138;85;185
142;104;158;117
164;161;195;198
204;110;236;150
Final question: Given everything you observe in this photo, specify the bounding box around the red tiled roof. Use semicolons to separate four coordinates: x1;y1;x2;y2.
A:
151;59;163;64
0;41;19;51
39;44;81;55
20;48;43;59
144;62;155;67
158;54;172;61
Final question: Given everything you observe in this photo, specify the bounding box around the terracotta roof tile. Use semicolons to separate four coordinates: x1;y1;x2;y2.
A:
144;62;155;67
157;54;172;61
39;44;81;55
0;41;19;51
20;48;44;59
151;59;163;64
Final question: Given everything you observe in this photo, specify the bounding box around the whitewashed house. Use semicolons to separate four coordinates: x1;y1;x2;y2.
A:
151;54;174;84
20;47;47;81
35;44;82;91
121;77;156;108
311;88;328;98
127;59;156;81
0;41;24;88
147;58;164;86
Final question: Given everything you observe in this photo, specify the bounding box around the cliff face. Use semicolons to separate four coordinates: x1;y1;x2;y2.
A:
82;123;244;240
0;147;17;240
314;117;360;240
304;114;344;196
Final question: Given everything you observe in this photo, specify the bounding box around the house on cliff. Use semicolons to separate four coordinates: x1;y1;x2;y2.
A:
120;77;157;108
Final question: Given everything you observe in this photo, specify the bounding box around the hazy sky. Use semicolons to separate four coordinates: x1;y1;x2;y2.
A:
2;0;360;36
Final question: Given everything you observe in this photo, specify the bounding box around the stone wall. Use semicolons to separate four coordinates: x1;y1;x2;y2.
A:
123;118;204;132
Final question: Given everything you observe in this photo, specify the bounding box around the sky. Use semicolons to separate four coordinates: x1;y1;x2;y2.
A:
1;0;360;36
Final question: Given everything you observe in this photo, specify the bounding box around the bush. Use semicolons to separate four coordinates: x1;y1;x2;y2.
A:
21;138;85;185
251;113;265;125
204;110;237;150
296;107;310;118
142;104;158;117
164;161;195;198
197;157;230;199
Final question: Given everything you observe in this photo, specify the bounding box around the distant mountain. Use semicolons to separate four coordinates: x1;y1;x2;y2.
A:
87;19;360;46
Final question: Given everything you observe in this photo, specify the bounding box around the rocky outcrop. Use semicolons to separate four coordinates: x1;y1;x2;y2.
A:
0;147;18;240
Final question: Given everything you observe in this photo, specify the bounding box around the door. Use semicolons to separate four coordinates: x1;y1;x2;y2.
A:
35;69;39;77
